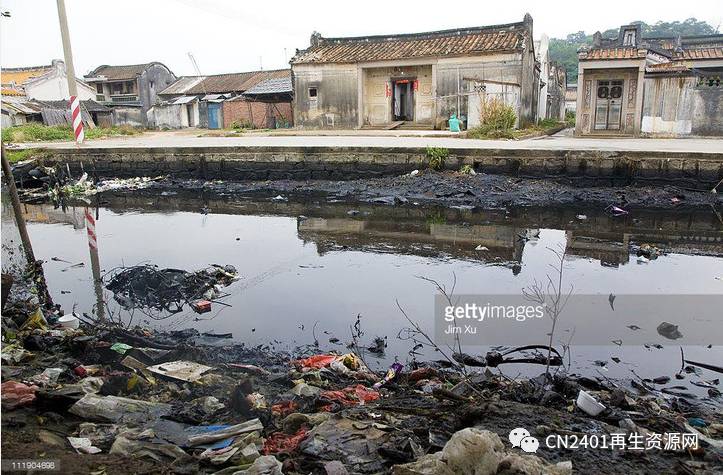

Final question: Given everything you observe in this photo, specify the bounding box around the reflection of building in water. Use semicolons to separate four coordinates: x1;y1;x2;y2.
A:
20;203;85;230
297;217;533;272
565;231;630;267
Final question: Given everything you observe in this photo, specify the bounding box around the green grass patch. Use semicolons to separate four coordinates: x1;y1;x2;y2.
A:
4;148;48;163
2;123;142;143
426;147;449;170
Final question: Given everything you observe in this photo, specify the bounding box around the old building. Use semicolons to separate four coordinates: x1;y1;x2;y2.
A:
223;76;293;129
84;62;176;127
565;84;577;113
546;62;567;121
153;69;291;129
575;25;723;136
1;60;95;100
290;14;541;130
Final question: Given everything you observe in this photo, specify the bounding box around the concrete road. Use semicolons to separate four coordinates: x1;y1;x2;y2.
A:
19;129;723;153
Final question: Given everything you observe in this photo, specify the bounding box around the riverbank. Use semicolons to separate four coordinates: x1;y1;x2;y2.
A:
2;299;721;474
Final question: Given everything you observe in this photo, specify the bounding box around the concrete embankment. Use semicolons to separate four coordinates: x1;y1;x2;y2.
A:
33;145;723;184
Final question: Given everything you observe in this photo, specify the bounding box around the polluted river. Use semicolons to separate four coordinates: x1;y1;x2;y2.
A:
2;174;722;474
8;189;722;384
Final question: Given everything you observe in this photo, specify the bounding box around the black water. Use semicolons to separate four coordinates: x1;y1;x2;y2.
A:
5;192;722;395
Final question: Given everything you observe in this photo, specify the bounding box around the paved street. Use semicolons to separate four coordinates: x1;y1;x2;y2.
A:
19;129;723;153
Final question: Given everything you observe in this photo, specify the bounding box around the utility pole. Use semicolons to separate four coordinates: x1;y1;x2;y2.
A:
56;0;103;319
56;0;85;142
56;0;78;99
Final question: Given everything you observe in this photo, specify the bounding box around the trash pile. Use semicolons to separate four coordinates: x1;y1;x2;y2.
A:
2;298;722;475
104;264;238;317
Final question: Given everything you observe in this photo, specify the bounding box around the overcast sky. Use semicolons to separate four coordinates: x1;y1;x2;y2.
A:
1;0;720;77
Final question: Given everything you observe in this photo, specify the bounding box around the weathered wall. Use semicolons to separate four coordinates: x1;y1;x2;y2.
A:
292;64;359;128
223;98;293;129
137;64;177;126
576;66;641;136
35;145;723;185
519;38;539;127
26;77;95;101
641;77;722;136
111;107;143;127
692;87;723;136
361;65;434;126
436;54;524;128
150;104;184;128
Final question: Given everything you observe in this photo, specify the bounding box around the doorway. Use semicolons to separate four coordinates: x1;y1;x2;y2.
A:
186;104;195;127
392;79;415;121
594;80;623;130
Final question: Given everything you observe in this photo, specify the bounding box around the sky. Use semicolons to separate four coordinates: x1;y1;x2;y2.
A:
1;0;720;77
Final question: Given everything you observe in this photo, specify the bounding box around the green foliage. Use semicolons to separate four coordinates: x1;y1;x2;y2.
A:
549;18;717;82
537;118;561;129
466;98;518;139
3;148;48;163
230;120;254;130
426;147;448;171
459;164;475;175
565;111;576;128
2;123;141;143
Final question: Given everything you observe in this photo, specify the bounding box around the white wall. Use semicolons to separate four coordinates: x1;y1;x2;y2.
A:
25;76;95;101
536;35;549;122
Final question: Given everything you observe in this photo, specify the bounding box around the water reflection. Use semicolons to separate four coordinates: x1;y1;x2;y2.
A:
10;192;723;387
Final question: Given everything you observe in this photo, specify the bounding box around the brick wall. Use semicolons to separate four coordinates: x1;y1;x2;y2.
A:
223;98;293;129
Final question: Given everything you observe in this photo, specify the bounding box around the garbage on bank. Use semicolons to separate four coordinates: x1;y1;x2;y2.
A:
1;291;721;473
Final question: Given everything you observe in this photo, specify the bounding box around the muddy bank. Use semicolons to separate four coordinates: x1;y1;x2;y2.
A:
2;312;721;474
57;171;723;210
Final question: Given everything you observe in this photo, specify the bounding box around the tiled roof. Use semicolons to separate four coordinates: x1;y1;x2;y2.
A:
86;62;171;81
292;22;529;64
243;76;292;95
36;99;110;113
674;47;723;60
645;62;690;73
1;87;25;96
580;48;647;60
1;65;53;86
160;69;290;95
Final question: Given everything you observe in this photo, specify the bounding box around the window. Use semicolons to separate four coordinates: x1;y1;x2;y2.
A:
308;87;317;98
623;30;636;46
95;83;103;93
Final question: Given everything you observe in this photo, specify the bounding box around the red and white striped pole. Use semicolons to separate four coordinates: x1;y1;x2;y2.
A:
57;0;84;145
84;207;97;250
70;95;84;144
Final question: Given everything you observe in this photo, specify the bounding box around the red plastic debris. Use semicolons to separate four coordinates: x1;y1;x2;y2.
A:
271;400;299;417
74;365;88;377
319;384;380;410
292;354;337;370
191;300;212;314
1;381;38;410
263;427;308;454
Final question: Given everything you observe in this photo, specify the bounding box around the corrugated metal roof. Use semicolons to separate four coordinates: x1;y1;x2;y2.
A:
171;95;198;105
291;22;529;64
159;76;206;95
243;77;292;95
